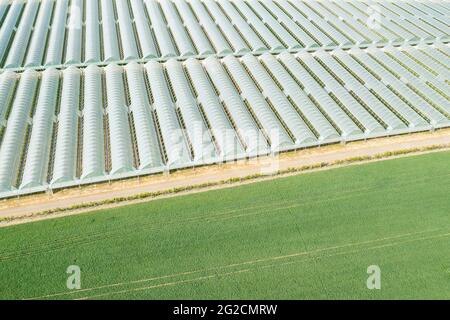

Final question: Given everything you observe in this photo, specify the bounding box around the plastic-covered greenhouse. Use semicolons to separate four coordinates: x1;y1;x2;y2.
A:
0;0;449;198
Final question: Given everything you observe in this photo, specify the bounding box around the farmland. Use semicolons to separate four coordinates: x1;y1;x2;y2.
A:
0;151;450;299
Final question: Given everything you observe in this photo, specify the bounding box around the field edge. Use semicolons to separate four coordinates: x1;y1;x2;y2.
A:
1;142;449;227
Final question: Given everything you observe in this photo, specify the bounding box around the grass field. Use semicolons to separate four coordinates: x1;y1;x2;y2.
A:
1;151;450;300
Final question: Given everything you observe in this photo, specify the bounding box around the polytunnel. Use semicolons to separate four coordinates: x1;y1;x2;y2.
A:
0;0;447;70
51;67;81;185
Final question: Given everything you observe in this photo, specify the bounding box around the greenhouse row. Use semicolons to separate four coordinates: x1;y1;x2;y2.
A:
0;0;449;70
0;43;449;197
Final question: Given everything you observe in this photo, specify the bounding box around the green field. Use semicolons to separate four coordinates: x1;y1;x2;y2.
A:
1;151;450;300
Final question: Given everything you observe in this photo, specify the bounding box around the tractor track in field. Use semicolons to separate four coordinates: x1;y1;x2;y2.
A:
74;230;450;300
23;228;450;300
0;173;450;263
1;171;449;262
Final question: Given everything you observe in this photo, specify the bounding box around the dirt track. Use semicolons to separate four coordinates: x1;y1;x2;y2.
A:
1;129;450;225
